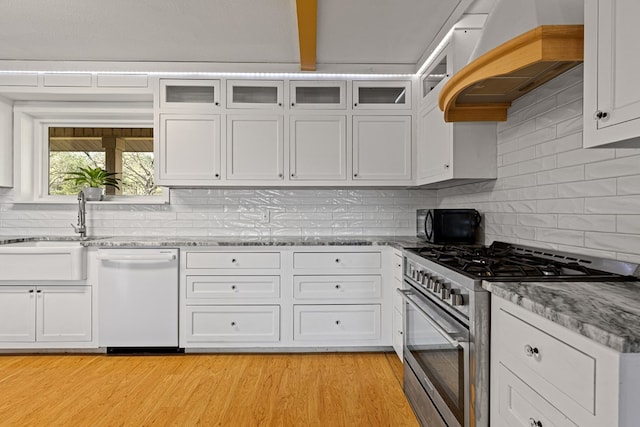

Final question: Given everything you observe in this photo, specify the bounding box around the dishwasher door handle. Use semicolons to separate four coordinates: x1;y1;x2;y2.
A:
97;253;177;263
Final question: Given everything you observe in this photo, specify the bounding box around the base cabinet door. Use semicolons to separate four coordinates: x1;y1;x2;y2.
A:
0;286;36;342
185;305;280;343
36;286;92;342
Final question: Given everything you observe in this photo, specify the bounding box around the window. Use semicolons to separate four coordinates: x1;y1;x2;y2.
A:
48;127;160;196
13;101;168;204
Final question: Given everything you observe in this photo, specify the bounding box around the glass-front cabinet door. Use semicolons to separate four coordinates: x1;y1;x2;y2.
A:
290;81;346;109
353;80;412;109
159;79;221;111
226;80;284;109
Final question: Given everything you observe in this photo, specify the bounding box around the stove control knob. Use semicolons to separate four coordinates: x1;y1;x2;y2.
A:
450;294;464;306
426;277;435;290
421;273;430;286
432;280;442;293
441;287;451;300
417;270;424;282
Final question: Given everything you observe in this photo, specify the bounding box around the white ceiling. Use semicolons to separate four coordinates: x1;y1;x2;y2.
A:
0;0;493;72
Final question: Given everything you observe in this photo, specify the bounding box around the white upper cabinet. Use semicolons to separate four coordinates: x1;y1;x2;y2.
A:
352;81;412;110
156;114;221;185
226;114;284;181
417;96;496;186
584;0;640;148
290;81;346;109
353;116;412;181
159;79;221;111
227;80;284;109
290;115;347;181
0;96;12;187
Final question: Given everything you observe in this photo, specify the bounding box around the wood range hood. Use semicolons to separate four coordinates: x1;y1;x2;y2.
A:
438;25;584;122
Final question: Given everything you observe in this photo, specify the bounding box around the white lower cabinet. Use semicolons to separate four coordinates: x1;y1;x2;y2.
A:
391;249;404;360
491;296;640;427
185;305;280;343
293;305;381;342
0;285;92;345
180;247;393;350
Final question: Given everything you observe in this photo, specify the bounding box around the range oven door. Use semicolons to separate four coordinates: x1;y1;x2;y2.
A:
399;287;470;427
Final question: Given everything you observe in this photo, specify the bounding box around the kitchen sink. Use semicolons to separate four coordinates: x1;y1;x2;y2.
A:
0;240;87;281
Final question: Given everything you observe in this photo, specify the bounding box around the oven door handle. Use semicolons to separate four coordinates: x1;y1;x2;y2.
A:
397;289;464;348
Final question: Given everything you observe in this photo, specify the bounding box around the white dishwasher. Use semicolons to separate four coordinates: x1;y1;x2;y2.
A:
98;248;180;352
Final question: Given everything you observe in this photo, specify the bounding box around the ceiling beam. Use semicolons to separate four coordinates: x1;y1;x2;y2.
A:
296;0;317;71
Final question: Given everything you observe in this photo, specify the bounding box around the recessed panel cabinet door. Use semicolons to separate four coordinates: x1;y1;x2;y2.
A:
36;286;92;342
226;115;284;181
352;116;411;181
0;96;12;188
584;0;640;147
157;114;221;184
290;115;346;181
0;286;36;342
417;101;452;182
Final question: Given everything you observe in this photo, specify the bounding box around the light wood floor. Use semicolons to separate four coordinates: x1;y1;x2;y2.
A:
0;352;418;426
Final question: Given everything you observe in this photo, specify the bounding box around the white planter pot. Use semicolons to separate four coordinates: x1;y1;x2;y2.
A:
82;187;104;201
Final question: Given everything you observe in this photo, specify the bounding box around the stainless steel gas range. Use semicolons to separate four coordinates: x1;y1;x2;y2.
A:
399;241;639;427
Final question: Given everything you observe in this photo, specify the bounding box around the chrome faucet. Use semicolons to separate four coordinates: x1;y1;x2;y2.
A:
70;190;87;239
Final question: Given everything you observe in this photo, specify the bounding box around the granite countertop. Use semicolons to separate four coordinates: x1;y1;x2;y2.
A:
0;235;428;250
484;280;640;353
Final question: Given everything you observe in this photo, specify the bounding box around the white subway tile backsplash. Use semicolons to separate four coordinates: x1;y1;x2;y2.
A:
557;178;616;198
435;66;640;260
585;155;640;179
557;214;616;232
585;195;640;214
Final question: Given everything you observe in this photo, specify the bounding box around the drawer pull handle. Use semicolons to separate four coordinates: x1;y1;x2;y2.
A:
528;418;542;427
524;344;540;359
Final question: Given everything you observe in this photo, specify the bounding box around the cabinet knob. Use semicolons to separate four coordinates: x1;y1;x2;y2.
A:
353;173;358;178
335;258;340;263
231;285;237;290
335;320;341;325
594;110;609;120
215;173;220;178
335;284;341;289
231;321;236;327
444;163;450;169
291;102;295;107
354;103;358;107
291;173;295;177
278;103;282;107
215;102;220;106
36;290;42;293
528;418;542;427
231;258;237;263
29;289;34;293
524;344;540;359
278;173;283;178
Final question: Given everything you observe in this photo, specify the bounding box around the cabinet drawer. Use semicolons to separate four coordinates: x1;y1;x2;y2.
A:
186;276;280;299
293;252;381;270
185;305;280;342
293;275;381;299
293;305;381;341
496;363;577;427
186;252;280;269
497;308;596;413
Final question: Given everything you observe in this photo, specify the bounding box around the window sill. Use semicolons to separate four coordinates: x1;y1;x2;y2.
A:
13;192;170;205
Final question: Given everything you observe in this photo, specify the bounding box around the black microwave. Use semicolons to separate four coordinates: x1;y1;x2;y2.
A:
416;209;481;244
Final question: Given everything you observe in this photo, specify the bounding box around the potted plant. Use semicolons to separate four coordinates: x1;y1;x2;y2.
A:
63;166;121;201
